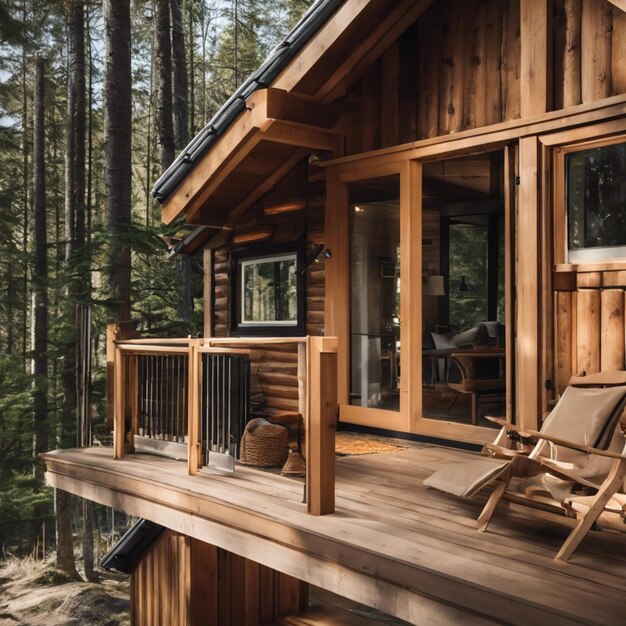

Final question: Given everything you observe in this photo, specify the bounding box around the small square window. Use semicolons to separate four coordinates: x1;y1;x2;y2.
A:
231;244;305;336
566;140;626;263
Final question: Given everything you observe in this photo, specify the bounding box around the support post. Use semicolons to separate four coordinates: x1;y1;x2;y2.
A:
306;336;338;515
113;340;126;459
187;338;202;475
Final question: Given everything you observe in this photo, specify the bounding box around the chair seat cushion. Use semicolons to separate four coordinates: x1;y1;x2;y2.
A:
424;458;509;498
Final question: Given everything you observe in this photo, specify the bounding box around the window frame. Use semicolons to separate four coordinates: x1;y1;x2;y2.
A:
229;240;306;337
554;133;626;265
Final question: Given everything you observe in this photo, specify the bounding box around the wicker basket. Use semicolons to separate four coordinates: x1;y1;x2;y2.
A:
239;418;289;467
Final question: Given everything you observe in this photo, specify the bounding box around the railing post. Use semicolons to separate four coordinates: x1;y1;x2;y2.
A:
306;336;338;515
113;339;126;459
187;338;202;475
106;323;120;432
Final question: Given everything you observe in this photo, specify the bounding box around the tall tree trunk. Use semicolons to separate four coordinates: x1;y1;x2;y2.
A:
55;488;81;580
104;0;132;325
170;0;194;324
188;0;195;136
32;57;48;479
156;0;175;170
171;0;188;149
21;0;29;371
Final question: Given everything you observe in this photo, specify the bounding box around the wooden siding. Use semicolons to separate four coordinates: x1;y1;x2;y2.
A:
131;529;307;626
554;270;626;394
338;0;626;152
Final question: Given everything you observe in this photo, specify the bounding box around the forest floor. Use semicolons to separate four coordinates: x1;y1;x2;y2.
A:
0;556;130;626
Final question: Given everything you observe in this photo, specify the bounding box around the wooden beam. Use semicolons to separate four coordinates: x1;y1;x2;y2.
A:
520;0;551;116
306;336;338;516
318;0;434;104
225;150;308;226
324;169;350;406
161;110;263;225
261;120;337;151
273;0;374;93
400;160;422;432
606;0;626;13
187;338;201;475
113;342;126;459
516;137;541;430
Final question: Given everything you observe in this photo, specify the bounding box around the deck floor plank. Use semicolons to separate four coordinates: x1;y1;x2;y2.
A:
42;442;626;626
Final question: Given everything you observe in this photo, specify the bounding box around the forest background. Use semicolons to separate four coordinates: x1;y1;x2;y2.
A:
0;0;312;582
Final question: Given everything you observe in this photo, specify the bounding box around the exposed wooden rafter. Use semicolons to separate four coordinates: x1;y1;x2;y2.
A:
606;0;626;13
162;89;340;225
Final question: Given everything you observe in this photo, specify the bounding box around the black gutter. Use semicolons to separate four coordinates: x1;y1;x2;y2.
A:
100;519;165;574
151;0;344;205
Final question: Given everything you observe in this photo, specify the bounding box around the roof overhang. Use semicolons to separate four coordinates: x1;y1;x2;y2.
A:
157;0;434;230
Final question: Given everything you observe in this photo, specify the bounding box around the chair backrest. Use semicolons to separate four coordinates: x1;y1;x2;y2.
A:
532;375;626;464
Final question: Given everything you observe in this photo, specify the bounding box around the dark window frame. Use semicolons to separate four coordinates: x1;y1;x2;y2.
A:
229;240;306;337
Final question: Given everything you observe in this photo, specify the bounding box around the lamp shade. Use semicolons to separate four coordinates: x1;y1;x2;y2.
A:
425;275;445;296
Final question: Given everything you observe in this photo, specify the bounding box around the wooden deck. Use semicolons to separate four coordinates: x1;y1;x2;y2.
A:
43;440;626;626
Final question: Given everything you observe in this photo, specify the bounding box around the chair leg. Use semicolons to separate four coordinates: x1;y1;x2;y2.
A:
555;459;626;562
471;393;478;425
477;479;508;532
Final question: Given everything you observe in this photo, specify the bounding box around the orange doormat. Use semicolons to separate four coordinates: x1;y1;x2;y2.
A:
335;434;405;456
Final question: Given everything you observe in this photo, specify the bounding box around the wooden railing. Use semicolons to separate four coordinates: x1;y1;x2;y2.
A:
106;326;338;515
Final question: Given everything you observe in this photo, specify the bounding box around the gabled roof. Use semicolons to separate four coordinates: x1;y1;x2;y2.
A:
151;0;343;204
154;0;433;228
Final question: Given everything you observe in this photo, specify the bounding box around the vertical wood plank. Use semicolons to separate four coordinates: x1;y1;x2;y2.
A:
297;342;306;419
555;291;573;393
563;0;582;107
581;0;613;103
504;144;517;422
361;61;380;152
501;0;521;121
113;345;126;459
520;0;550;116
203;247;213;338
258;564;275;624
439;2;465;134
323;169;349;406
243;559;260;626
275;572;304;618
229;553;246;626
187;338;201;475
381;43;400;148
463;0;488;130
601;289;625;371
516;137;540;430
217;548;230;626
576;289;601;374
484;0;503;126
400;160;422;431
418;2;441;138
306;336;337;515
106;323;119;431
612;8;626;95
398;21;419;143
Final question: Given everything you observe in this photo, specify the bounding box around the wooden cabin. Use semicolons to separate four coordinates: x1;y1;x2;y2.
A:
44;1;626;624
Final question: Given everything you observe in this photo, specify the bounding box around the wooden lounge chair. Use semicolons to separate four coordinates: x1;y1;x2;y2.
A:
424;371;626;561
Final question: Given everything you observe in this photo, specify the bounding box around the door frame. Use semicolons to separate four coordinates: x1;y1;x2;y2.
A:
325;145;517;444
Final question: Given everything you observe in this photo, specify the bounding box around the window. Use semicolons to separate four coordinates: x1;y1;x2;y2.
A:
231;244;305;336
565;138;626;263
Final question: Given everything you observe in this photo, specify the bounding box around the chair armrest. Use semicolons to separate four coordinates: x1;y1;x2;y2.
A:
485;416;626;460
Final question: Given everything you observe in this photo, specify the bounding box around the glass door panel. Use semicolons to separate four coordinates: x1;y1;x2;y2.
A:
348;175;400;412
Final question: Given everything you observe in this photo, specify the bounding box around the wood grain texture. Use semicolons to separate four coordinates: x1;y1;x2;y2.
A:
581;0;613;103
600;289;625;371
45;445;626;626
576;289;601;374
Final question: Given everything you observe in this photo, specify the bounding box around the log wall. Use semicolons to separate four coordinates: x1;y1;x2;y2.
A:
211;163;325;414
339;0;626;152
131;529;308;626
554;271;626;394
